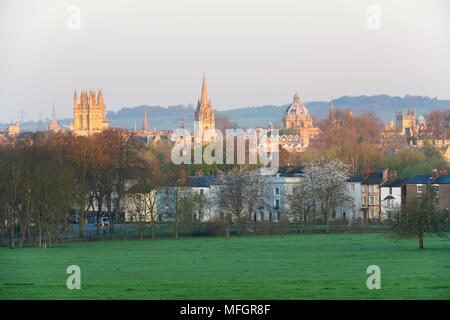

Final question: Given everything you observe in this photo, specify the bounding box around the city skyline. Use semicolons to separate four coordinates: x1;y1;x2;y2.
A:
1;0;450;123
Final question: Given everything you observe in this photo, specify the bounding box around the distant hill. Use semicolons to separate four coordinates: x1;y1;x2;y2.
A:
4;95;450;131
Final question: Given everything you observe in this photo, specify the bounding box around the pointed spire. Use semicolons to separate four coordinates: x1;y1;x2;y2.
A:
330;100;335;121
294;92;300;103
201;72;208;104
142;106;149;132
52;105;56;121
408;105;412;116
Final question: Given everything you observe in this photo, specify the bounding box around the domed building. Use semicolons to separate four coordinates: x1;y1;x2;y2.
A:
279;93;319;151
282;93;314;129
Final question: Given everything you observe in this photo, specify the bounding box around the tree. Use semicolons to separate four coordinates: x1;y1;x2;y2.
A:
287;183;315;233
125;190;151;240
386;186;448;249
213;169;246;237
425;109;449;140
162;167;188;239
244;173;270;231
301;158;353;233
136;161;165;240
215;114;232;133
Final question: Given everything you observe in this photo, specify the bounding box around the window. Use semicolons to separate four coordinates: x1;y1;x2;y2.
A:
435;197;439;205
274;187;280;195
277;212;281;222
274;199;280;209
417;185;423;193
269;212;273;221
351;184;355;192
370;197;374;205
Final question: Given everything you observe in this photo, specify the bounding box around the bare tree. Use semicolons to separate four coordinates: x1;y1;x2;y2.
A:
212;169;247;237
245;173;271;231
125;190;151;240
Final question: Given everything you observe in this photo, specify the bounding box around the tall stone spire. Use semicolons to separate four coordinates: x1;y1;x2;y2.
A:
52;105;56;121
142;106;149;132
330;100;335;121
195;73;215;142
200;72;208;105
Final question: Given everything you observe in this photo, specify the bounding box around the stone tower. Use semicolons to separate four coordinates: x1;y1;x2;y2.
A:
73;89;109;136
396;106;416;137
195;73;215;141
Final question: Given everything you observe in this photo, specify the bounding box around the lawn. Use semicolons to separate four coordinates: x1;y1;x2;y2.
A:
0;233;449;299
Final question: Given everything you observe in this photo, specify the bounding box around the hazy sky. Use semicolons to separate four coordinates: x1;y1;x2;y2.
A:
1;0;449;122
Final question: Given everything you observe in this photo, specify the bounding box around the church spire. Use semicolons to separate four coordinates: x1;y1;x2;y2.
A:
142;106;149;132
201;72;208;104
330;99;335;121
52;105;56;121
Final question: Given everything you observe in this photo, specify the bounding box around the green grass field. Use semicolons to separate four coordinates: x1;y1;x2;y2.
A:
1;233;449;300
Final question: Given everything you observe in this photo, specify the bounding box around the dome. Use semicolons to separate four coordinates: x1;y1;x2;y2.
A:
283;93;310;121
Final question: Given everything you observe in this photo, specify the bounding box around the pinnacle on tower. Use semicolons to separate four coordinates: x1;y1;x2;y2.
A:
97;89;104;105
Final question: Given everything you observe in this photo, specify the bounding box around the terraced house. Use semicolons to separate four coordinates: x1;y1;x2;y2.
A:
405;169;450;211
360;171;383;221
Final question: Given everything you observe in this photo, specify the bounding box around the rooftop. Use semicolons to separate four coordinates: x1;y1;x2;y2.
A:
361;172;383;185
407;174;450;185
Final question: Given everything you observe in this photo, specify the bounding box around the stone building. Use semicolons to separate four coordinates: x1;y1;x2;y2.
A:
280;93;319;150
360;170;383;221
73;89;109;136
7;122;20;137
396;106;416;137
195;73;215;142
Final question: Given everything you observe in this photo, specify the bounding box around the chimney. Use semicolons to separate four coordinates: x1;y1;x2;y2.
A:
365;168;374;178
382;169;389;181
388;170;397;181
431;168;439;180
